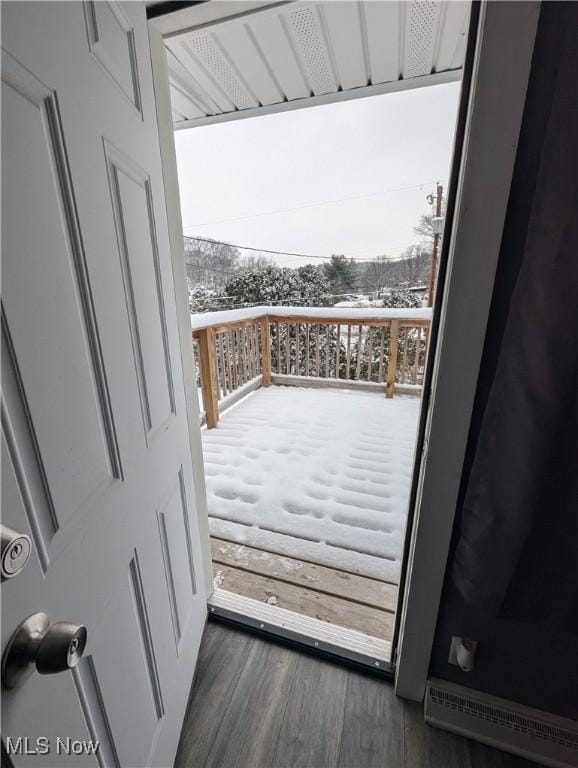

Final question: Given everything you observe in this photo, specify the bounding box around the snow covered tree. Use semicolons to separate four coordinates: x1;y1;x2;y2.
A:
381;289;422;309
189;285;223;313
224;264;330;308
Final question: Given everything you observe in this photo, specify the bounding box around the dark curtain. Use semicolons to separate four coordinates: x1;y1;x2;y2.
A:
451;3;578;631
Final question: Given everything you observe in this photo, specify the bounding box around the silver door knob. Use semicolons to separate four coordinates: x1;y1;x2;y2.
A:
1;525;32;581
2;612;87;689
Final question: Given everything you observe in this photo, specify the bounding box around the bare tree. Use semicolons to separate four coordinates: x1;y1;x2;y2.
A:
183;236;240;292
364;256;391;295
237;253;274;272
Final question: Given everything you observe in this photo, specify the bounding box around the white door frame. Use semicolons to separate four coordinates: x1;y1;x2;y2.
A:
394;0;540;700
149;24;213;596
147;0;541;693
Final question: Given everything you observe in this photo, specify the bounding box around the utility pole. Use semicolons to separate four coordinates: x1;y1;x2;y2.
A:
427;183;443;307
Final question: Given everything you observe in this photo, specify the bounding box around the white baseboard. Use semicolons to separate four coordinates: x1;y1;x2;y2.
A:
425;678;578;768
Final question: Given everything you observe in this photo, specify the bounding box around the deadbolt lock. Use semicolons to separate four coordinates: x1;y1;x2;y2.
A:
1;525;32;581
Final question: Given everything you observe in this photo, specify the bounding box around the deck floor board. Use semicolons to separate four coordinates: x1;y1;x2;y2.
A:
212;537;396;643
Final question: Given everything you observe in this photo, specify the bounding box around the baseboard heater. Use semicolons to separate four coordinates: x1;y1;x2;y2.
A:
425;679;578;768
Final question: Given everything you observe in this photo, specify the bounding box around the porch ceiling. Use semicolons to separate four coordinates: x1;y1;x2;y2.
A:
162;1;470;129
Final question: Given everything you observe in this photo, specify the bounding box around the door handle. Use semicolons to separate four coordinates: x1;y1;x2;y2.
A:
2;612;87;689
1;525;32;581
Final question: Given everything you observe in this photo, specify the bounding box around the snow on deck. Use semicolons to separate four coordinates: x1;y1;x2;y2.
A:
202;387;420;582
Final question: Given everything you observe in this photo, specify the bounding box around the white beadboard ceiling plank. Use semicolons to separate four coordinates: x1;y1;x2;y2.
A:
249;13;310;100
171;102;186;123
214;23;284;106
168;82;206;120
167;39;234;113
403;1;443;80
284;3;337;96
434;1;470;71
165;46;220;115
364;0;401;84
187;32;258;110
321;1;367;89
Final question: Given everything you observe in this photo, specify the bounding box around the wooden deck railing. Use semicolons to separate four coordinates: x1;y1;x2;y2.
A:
192;308;431;428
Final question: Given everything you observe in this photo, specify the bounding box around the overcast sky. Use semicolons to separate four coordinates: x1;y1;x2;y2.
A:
175;80;461;268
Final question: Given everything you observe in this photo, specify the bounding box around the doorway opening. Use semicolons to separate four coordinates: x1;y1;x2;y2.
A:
155;0;469;669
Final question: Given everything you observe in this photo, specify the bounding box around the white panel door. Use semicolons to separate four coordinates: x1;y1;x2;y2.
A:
1;3;207;766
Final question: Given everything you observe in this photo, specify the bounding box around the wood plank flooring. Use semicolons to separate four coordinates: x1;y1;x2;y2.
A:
211;537;397;642
175;622;540;768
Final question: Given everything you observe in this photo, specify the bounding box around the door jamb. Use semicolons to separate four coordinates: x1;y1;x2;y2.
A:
148;23;213;597
394;0;540;701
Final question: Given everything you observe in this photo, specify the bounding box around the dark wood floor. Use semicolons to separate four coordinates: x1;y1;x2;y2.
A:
175;622;538;768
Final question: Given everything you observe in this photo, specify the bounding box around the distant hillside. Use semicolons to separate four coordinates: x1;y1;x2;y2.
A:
351;248;432;294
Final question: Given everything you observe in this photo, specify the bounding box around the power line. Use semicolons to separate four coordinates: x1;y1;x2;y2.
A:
184;235;421;263
182;180;446;229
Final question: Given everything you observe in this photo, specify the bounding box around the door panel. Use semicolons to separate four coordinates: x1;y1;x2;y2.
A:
1;3;207;766
104;140;176;441
2;56;120;531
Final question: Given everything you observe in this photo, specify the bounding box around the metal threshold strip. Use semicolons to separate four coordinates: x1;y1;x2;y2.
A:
208;588;393;676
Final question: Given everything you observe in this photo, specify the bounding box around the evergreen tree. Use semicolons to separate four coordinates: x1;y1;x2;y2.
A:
323;255;357;297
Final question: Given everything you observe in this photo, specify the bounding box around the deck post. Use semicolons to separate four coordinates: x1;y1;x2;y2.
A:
386;320;399;398
261;317;272;386
197;327;219;427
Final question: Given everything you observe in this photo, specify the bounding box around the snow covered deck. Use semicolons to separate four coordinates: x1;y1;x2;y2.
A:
202;386;421;644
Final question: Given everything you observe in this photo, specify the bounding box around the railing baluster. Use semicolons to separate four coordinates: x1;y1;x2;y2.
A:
295;323;300;375
243;327;249;382
356;325;362;380
315;324;320;376
402;327;409;383
233;328;238;386
241;325;251;384
253;325;259;377
366;326;373;381
335;324;341;378
246;325;255;381
325;323;330;378
284;323;290;374
226;330;233;391
236;328;242;385
378;326;385;383
346;325;352;379
413;327;421;384
305;323;310;376
275;322;280;374
223;332;230;395
421;327;429;384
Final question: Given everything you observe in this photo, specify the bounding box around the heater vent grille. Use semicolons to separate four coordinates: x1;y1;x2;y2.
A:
428;686;578;751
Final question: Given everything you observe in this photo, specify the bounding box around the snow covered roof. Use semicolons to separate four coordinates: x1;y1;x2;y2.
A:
190;305;432;330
